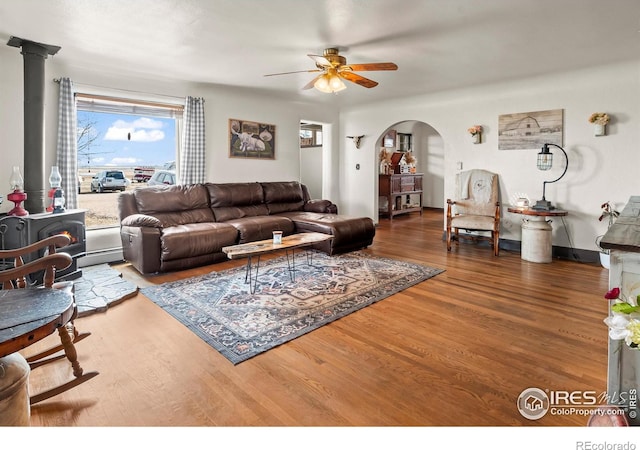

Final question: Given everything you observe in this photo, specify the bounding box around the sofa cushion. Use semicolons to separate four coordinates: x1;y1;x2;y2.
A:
134;184;214;227
261;181;305;214
160;222;238;261
206;182;268;221
223;216;295;244
135;184;209;213
278;212;375;249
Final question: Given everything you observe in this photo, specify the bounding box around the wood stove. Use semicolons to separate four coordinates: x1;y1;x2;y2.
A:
0;209;86;282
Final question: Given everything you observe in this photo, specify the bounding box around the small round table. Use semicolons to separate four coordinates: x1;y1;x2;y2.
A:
0;288;98;406
0;288;74;424
0;288;75;358
507;207;568;263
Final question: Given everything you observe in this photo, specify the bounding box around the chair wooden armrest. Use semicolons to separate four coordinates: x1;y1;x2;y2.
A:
0;234;70;261
0;253;72;289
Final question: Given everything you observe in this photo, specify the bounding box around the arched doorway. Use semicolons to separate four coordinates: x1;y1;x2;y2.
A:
375;120;445;219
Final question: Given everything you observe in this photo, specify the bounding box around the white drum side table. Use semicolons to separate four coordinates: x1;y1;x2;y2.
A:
507;207;568;263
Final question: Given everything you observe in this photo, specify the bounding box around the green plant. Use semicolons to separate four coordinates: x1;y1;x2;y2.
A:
596;201;620;253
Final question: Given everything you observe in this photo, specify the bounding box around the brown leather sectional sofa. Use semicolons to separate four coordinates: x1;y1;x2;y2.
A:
118;181;376;274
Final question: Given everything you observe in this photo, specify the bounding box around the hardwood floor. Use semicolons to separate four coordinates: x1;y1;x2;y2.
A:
26;209;610;426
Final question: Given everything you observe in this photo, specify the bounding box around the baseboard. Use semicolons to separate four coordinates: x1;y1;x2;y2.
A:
441;231;601;264
77;248;125;267
498;238;599;264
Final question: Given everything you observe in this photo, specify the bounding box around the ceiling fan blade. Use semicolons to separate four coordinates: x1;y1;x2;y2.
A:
302;73;323;90
345;62;398;72
264;69;322;77
339;72;378;88
307;54;332;67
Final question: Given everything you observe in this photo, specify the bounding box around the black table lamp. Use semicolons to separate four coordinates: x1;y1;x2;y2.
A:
532;143;568;211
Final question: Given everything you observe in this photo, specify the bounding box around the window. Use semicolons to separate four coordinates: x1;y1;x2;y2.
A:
76;94;183;229
300;123;323;147
106;171;124;179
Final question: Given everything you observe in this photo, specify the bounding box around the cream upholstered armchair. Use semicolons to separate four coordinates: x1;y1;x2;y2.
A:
446;169;501;256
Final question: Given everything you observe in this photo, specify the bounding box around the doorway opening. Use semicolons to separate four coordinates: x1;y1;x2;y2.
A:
299;121;325;199
375;120;445;219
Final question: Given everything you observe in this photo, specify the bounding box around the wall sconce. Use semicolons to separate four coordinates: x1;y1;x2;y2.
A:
7;165;28;216
314;69;346;94
467;125;483;144
532;143;568;211
347;135;365;149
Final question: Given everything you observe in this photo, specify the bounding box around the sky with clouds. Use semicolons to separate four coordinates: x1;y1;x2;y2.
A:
77;111;176;169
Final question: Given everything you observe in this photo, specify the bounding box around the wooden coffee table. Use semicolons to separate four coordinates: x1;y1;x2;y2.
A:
222;232;333;293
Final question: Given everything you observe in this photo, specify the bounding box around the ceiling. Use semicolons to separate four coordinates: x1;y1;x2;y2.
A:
2;0;640;107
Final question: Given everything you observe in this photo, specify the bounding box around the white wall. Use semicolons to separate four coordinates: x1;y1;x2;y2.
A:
0;44;340;214
339;60;640;252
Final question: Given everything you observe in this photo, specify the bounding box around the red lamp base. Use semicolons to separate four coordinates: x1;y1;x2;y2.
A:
7;190;28;216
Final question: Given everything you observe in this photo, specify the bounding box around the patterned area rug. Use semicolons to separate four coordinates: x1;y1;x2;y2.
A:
140;251;444;364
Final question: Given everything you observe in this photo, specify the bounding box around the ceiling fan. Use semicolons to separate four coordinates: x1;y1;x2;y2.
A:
264;48;398;93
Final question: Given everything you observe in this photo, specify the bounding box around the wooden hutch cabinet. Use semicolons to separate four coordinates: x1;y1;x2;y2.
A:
379;173;423;220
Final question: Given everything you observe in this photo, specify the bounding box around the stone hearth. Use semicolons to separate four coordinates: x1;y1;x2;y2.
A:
73;264;138;317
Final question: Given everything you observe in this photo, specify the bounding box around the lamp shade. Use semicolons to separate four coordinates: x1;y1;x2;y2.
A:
314;74;330;92
537;146;553;170
49;166;62;188
314;69;346;94
9;166;24;191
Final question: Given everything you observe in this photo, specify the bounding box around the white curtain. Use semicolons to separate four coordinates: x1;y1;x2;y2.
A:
180;96;206;184
55;78;78;208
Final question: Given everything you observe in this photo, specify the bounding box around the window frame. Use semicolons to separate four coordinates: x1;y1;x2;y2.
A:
75;92;184;230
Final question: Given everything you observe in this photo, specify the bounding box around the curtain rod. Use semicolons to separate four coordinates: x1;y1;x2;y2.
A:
52;78;186;102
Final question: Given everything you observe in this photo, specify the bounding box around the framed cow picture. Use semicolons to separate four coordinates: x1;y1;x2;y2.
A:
498;109;563;150
229;118;276;159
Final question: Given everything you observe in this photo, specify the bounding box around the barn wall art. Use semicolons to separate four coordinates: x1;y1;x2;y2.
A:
498;109;563;150
229;118;276;159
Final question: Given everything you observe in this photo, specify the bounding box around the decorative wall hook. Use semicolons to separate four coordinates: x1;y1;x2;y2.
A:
347;135;365;149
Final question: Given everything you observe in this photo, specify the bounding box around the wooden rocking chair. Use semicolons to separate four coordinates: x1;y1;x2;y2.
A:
0;234;98;404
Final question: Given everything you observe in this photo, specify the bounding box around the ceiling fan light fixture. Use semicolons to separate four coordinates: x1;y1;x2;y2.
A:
314;74;330;92
266;48;397;93
314;71;346;94
329;74;346;92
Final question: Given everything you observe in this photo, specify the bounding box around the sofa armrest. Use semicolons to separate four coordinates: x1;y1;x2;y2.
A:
120;225;162;274
304;199;338;214
121;213;163;228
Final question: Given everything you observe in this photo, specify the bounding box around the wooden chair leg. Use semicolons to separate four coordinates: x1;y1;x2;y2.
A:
25;322;91;365
29;324;99;405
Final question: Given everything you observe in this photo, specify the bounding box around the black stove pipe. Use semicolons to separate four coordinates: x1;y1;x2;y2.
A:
7;37;61;214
